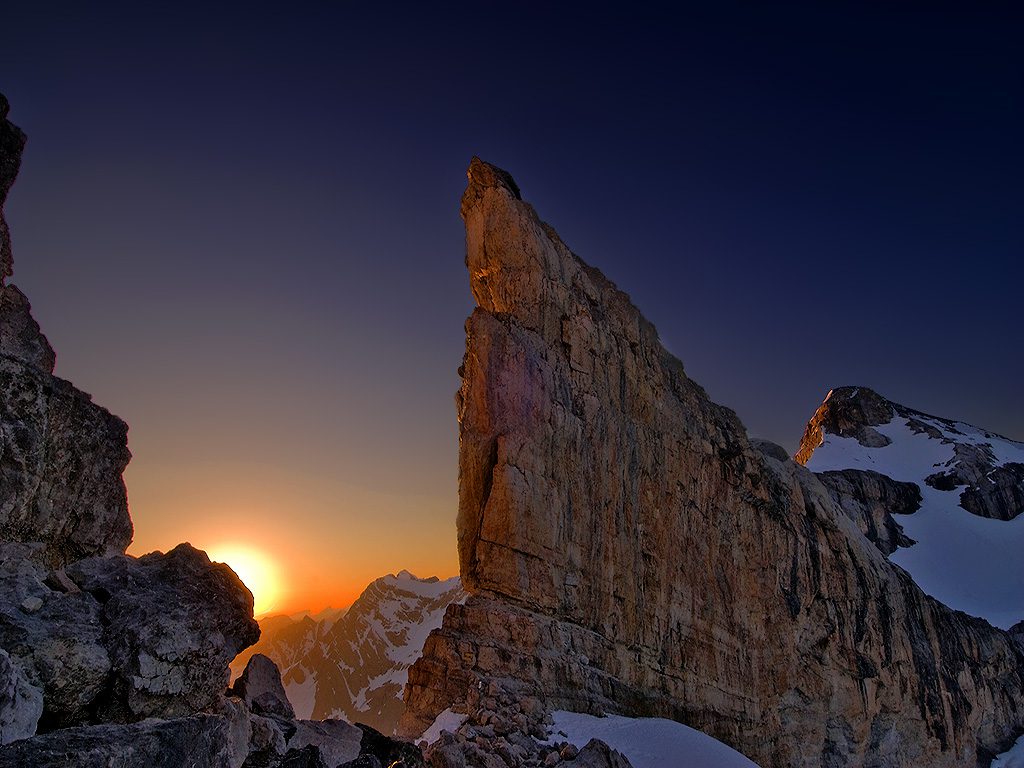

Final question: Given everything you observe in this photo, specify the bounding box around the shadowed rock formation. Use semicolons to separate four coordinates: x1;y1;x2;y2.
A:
402;158;1024;766
0;99;132;568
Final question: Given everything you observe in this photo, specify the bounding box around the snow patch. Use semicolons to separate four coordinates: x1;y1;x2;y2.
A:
994;734;1024;768
284;668;317;720
806;416;1024;628
547;711;760;768
421;708;468;743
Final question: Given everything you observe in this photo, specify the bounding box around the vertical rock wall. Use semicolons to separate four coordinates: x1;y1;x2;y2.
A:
402;158;1024;767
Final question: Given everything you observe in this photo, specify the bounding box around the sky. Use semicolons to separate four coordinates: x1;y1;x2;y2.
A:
2;2;1021;613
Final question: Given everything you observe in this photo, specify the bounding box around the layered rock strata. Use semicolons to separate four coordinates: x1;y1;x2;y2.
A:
402;158;1024;766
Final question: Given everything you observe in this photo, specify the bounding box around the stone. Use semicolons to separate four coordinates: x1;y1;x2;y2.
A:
64;543;260;722
0;543;111;728
354;722;425;768
280;744;329;768
341;756;383;768
0;92;131;568
248;713;289;759
814;469;919;555
0;93;26;285
0;354;133;568
0;713;245;768
401;159;1024;766
794;387;895;463
233;653;295;719
287;719;361;767
0;648;42;744
797;386;1024;524
564;739;631;768
0;285;55;372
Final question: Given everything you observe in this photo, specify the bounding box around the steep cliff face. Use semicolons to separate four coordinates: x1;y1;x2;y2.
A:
403;158;1024;766
0;98;132;569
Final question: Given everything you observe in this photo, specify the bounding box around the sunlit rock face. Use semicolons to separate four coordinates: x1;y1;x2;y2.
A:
402;158;1024;766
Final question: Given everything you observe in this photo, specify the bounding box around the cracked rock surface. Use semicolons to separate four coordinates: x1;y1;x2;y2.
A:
401;158;1024;767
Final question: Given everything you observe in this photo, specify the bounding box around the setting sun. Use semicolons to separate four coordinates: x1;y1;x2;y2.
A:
207;544;283;616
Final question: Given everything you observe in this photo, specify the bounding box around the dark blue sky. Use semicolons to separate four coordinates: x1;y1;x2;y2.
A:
2;2;1021;600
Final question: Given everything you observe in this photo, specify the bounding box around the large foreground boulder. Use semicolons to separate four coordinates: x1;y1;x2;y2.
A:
401;158;1024;766
0;541;259;731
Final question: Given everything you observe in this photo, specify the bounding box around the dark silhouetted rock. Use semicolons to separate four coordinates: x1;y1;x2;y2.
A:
566;739;632;768
0;712;245;768
64;544;259;722
0;93;26;285
281;744;329;768
355;723;424;768
0;285;54;372
0;647;42;744
233;654;295;719
816;468;919;555
286;719;361;767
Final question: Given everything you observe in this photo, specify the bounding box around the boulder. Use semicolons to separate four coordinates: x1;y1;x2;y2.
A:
0;712;245;768
286;719;361;767
0;648;42;744
65;543;260;721
233;654;295;719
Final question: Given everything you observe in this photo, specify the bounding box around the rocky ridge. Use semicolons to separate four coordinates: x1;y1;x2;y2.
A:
234;571;466;735
0;95;425;768
796;385;1024;631
401;158;1024;766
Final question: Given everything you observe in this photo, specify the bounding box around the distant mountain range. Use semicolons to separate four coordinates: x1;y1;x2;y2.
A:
231;570;465;734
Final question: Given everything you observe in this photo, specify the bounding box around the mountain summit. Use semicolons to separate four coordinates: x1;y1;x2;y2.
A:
402;158;1024;766
797;385;1024;629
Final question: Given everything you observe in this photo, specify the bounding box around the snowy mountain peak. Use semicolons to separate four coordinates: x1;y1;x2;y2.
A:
797;386;1024;628
232;572;466;734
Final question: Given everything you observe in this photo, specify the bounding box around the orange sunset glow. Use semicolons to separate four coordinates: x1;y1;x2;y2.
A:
206;543;283;616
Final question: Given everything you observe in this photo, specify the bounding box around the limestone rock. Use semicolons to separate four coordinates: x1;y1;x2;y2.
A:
794;386;894;464
0;285;55;372
0;713;245;768
815;469;919;555
0;353;133;567
565;739;631;768
0;543;111;729
402;159;1024;766
233;654;295;719
0;648;42;744
286;719;362;767
65;543;260;722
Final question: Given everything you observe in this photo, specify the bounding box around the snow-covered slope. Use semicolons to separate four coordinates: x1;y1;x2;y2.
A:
995;734;1024;767
799;386;1024;628
546;712;760;768
233;571;465;733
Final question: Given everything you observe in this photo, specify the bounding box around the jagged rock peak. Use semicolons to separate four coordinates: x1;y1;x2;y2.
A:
0;92;26;285
461;157;521;219
794;386;895;464
402;159;1024;766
